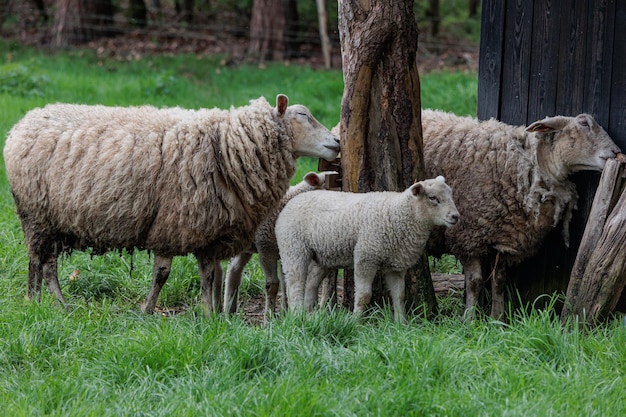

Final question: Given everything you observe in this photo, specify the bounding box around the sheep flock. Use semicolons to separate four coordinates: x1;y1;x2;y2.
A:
4;91;622;322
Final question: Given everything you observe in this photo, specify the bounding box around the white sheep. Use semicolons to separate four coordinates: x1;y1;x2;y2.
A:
223;170;336;318
275;176;459;323
3;94;340;314
421;109;621;319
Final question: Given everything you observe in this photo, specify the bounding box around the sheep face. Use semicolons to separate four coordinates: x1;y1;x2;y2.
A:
275;94;340;161
528;113;621;178
410;176;459;227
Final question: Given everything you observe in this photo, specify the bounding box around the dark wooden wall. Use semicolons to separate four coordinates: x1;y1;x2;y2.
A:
477;0;626;309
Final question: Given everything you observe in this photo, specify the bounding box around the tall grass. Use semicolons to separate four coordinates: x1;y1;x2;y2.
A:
1;39;623;416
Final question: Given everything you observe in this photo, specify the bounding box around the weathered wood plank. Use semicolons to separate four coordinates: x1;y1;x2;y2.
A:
562;156;626;321
555;0;589;114
477;0;506;120
609;1;626;149
583;0;615;126
527;0;559;123
565;186;626;323
499;0;533;124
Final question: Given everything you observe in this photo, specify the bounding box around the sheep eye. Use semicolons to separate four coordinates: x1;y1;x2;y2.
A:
428;195;440;203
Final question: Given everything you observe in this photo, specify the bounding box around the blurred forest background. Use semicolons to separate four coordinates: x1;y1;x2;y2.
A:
0;0;480;72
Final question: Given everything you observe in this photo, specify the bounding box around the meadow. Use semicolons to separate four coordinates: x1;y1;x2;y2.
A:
0;39;624;416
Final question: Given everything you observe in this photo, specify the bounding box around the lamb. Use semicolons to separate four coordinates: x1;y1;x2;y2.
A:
3;94;340;314
275;176;460;323
421;109;621;319
223;171;336;318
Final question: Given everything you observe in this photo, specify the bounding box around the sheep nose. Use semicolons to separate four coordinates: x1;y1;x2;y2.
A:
450;213;460;223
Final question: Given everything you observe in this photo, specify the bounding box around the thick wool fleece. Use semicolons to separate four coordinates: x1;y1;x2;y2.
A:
4;98;294;260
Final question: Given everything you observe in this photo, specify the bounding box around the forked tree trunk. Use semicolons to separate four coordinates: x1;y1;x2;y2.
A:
338;0;436;317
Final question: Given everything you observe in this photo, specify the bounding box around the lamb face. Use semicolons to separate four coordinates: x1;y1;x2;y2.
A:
410;175;460;228
528;113;621;178
275;95;340;161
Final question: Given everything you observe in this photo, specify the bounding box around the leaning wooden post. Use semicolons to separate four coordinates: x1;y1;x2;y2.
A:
561;155;626;324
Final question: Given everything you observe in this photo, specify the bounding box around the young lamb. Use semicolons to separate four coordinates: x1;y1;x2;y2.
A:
223;171;336;318
421;109;621;319
3;94;340;314
275;176;459;323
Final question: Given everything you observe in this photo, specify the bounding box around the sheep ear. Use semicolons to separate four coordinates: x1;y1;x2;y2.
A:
410;183;424;196
276;94;289;116
575;114;593;128
303;171;322;187
526;116;567;133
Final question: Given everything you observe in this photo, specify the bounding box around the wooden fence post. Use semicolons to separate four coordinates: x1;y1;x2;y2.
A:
561;155;626;324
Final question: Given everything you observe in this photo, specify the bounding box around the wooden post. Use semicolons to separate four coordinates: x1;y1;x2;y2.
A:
561;155;626;324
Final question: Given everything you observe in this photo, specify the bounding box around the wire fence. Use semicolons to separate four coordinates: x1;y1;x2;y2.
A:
1;1;480;71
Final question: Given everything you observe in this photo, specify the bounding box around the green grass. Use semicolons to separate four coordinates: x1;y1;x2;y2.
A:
2;39;623;416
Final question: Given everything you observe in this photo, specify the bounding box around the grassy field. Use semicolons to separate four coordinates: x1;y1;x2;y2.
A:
1;39;624;416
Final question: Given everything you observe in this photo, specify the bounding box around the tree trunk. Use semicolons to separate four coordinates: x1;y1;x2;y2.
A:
128;0;148;27
248;0;286;62
469;0;480;18
427;0;440;37
285;0;300;58
338;0;436;317
175;0;194;24
316;0;332;68
51;0;114;48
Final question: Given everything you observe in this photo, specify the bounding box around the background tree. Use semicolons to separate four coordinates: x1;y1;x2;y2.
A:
338;0;436;316
51;0;114;48
128;0;147;27
175;0;194;24
248;0;286;61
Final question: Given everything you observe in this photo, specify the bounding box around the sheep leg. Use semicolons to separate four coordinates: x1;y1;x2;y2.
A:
224;252;252;314
142;255;172;314
283;259;310;312
490;263;507;320
258;252;280;320
384;271;407;324
27;257;44;301
353;263;377;316
303;262;329;311
279;268;288;312
197;254;222;316
463;257;483;320
320;269;338;307
42;257;69;310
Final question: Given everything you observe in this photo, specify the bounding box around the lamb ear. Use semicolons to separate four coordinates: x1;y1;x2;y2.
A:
410;182;424;196
276;94;289;116
303;171;322;187
526;116;567;133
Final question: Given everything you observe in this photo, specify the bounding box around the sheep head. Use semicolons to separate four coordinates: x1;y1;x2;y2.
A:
528;114;621;179
275;94;340;162
409;175;460;228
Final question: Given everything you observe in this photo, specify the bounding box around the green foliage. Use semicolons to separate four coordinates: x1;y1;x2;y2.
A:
0;61;49;97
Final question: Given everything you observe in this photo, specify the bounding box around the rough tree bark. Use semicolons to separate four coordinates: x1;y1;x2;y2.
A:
338;0;436;317
51;0;114;48
561;156;626;325
248;0;286;62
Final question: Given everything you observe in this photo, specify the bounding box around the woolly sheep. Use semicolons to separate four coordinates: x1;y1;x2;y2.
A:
223;170;336;318
421;109;621;319
3;94;340;314
275;176;459;323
